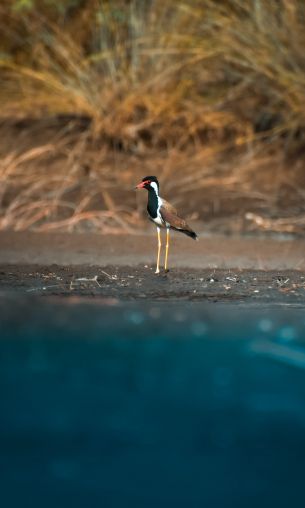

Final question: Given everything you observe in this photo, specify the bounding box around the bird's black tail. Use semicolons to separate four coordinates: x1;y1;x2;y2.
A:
181;229;198;240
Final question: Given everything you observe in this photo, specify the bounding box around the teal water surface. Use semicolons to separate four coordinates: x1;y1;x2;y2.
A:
1;297;305;507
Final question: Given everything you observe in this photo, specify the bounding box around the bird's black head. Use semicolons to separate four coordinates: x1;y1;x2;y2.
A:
136;176;159;193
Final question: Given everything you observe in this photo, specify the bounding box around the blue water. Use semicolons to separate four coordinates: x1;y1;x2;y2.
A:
1;297;305;507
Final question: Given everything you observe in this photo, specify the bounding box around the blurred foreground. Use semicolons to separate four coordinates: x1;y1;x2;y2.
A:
1;297;305;507
1;229;305;506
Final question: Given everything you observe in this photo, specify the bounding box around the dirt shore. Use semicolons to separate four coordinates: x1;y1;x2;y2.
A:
1;264;305;304
1;230;305;269
1;231;305;303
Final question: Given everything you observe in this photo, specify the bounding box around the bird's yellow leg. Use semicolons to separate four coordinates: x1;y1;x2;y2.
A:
155;227;161;274
165;228;170;272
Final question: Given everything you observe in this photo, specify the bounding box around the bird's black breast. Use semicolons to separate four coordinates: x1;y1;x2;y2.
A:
147;190;158;219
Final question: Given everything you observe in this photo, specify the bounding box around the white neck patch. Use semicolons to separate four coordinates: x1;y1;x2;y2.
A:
150;181;159;196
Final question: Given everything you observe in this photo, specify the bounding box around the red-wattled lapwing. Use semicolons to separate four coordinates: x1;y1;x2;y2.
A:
136;176;198;274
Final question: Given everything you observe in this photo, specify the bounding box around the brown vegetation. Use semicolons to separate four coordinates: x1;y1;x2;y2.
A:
1;0;305;233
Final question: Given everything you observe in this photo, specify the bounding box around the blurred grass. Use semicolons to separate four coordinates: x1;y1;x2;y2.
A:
1;0;305;233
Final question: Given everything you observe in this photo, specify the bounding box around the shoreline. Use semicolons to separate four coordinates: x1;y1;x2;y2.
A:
0;231;305;270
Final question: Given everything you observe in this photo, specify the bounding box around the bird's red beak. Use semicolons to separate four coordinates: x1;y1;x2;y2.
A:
135;181;146;189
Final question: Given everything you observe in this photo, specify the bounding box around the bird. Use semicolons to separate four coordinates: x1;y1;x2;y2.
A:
135;176;198;274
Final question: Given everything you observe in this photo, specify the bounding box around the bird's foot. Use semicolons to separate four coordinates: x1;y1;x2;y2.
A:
155;268;160;274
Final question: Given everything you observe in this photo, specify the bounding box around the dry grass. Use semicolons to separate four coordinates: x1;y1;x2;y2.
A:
1;0;305;233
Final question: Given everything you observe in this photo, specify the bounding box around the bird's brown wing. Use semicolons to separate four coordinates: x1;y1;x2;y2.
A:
160;201;189;230
160;202;198;239
160;199;177;215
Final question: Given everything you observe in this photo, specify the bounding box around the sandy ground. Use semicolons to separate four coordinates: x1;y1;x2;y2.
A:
1;231;305;303
1;263;305;303
1;230;305;269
